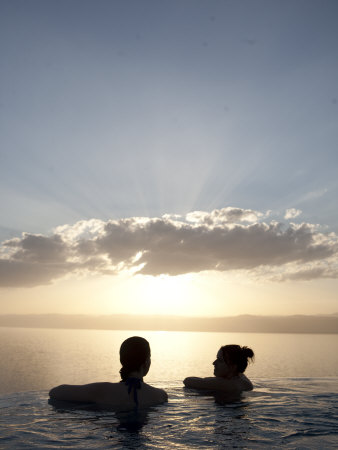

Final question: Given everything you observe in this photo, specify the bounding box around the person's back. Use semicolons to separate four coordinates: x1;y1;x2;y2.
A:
49;336;167;410
49;380;167;410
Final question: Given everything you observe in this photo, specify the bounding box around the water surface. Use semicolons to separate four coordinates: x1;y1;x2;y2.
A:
1;328;337;448
1;379;337;449
1;327;337;394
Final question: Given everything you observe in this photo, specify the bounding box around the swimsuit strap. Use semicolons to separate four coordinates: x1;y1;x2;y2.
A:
125;377;142;407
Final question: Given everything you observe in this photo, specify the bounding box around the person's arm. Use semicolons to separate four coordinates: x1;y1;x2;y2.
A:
49;382;109;403
183;377;241;395
183;377;214;390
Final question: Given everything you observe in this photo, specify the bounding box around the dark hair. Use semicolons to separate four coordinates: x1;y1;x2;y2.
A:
221;345;254;373
119;336;151;381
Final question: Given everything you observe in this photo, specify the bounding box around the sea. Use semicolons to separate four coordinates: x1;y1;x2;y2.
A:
0;327;337;449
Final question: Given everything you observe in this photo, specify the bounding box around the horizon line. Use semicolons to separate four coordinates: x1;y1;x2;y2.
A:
1;312;338;318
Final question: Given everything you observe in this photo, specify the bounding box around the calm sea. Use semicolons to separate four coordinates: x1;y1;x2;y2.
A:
0;327;337;393
0;327;338;449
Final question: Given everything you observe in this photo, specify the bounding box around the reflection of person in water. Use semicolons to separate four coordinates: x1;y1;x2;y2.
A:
184;345;254;399
49;336;168;410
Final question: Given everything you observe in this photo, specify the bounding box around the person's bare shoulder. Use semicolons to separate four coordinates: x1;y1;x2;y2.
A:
141;382;168;403
238;374;253;391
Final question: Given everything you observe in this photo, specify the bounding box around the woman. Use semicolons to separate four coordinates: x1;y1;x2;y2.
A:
184;345;254;397
49;336;168;409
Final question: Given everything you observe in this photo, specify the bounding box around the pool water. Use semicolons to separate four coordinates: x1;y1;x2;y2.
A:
1;378;337;449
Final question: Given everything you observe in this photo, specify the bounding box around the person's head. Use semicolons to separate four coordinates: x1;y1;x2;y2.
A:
119;336;151;381
213;344;254;378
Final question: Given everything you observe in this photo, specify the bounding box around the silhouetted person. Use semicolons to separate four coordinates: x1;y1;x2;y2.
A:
184;345;254;399
49;336;167;410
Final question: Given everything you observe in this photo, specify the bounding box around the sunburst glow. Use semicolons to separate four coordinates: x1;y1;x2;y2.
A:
130;274;198;315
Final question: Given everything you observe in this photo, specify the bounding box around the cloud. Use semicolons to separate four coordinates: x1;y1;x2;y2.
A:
0;259;73;287
0;207;337;287
299;188;328;203
284;208;302;219
283;266;338;281
186;207;265;225
250;258;338;282
4;234;69;262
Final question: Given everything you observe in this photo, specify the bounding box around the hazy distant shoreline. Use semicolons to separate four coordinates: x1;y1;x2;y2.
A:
0;313;337;334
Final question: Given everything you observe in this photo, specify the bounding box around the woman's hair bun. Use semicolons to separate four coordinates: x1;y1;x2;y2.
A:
242;346;254;360
221;344;254;373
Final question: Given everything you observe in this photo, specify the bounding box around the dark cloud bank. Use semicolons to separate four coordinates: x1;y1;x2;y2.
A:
0;207;337;287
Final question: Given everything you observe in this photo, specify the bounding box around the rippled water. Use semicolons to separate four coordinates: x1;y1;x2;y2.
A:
1;328;338;448
1;378;337;449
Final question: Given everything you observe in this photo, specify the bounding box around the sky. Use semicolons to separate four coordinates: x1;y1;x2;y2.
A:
0;0;337;317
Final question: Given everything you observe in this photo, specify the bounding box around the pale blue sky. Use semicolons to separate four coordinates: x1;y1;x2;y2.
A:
0;1;338;316
1;0;337;240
